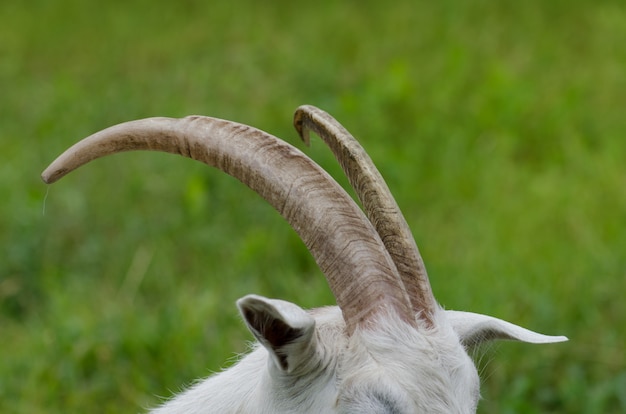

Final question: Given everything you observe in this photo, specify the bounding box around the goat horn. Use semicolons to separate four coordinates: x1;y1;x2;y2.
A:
294;105;438;324
42;115;415;334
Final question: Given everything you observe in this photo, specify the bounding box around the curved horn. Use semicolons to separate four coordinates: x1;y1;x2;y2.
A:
294;105;438;324
42;115;415;333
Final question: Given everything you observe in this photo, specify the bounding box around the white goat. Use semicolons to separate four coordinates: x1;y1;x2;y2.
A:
42;105;567;413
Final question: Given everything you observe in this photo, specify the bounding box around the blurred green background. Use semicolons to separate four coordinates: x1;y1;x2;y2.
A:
1;0;624;412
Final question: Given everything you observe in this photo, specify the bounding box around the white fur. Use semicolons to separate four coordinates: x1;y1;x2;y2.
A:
150;296;565;413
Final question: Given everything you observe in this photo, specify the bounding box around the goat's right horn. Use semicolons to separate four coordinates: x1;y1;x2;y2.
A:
294;106;438;325
42;115;415;334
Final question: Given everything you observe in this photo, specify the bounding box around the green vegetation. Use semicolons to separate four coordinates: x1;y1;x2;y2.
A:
1;0;625;412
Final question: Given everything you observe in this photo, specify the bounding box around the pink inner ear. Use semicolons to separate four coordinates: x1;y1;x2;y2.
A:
242;306;305;349
237;296;318;373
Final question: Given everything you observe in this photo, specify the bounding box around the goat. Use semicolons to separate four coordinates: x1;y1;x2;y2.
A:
42;105;567;413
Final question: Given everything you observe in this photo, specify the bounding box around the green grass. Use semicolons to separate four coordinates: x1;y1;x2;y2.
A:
2;0;625;412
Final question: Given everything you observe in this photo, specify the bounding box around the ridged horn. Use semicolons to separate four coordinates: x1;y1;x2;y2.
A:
294;105;438;325
42;115;415;334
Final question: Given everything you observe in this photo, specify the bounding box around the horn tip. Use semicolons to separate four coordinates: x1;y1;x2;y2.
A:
41;167;60;184
42;159;70;184
293;105;314;146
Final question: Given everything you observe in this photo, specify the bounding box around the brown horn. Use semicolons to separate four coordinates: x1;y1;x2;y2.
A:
294;105;438;325
42;115;415;333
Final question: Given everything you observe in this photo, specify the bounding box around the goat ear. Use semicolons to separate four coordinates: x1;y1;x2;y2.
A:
445;310;568;348
237;295;316;373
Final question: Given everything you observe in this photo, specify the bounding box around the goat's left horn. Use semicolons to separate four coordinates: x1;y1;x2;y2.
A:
294;105;438;325
42;115;416;334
